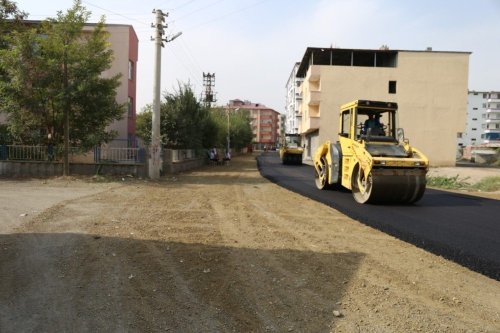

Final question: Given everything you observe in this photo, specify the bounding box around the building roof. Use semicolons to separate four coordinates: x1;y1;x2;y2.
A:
18;19;134;29
296;47;472;78
226;99;279;112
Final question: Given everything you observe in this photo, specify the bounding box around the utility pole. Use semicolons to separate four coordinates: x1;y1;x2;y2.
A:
149;9;182;179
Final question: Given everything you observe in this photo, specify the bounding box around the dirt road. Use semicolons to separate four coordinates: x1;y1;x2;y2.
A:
1;154;499;332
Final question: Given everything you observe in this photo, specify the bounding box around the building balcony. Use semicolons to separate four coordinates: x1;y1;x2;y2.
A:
306;66;320;82
306;90;321;106
302;116;320;134
482;119;500;130
484;117;500;123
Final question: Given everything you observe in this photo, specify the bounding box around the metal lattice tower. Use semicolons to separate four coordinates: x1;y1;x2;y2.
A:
202;72;217;107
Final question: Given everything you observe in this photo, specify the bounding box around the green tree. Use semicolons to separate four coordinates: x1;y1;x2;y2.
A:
208;107;253;150
0;0;27;46
0;0;27;136
229;108;253;150
136;104;152;145
161;83;208;149
135;83;253;151
205;107;228;148
0;0;123;174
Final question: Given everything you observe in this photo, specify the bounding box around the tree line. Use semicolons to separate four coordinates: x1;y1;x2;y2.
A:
0;0;253;158
136;83;253;151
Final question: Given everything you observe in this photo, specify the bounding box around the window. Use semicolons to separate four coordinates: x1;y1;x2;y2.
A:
388;81;397;94
340;110;351;137
472;118;477;121
472;128;477;131
473;108;478;110
483;93;487;98
128;60;134;80
457;132;463;138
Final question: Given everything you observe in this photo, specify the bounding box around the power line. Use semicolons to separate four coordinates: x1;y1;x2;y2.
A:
168;21;204;75
183;0;270;31
167;46;204;87
81;1;150;27
167;0;226;24
173;0;197;11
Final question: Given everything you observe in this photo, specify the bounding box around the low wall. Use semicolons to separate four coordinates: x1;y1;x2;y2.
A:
0;160;147;178
163;157;206;174
1;150;217;178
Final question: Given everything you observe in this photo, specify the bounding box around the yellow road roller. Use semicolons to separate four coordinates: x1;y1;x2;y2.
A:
313;100;429;204
279;133;304;165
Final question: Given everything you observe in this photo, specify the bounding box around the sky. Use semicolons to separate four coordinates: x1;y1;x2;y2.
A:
18;0;500;113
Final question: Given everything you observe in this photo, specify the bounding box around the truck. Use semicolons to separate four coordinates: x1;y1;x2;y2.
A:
279;133;304;165
313;100;429;204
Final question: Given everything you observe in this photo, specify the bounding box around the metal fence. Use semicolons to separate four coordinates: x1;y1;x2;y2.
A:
94;146;146;163
1;145;49;161
0;145;146;164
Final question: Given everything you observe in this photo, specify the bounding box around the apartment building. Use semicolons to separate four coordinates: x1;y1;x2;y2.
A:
0;22;138;148
284;62;304;134
296;47;470;166
227;99;280;150
87;23;138;148
460;91;500;146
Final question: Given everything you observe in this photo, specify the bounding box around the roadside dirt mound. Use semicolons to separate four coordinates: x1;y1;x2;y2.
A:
1;154;499;332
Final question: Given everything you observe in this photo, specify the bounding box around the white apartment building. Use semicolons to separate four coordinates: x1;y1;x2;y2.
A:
284;62;304;134
460;91;500;146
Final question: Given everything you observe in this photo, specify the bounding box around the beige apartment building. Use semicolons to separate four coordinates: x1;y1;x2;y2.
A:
296;47;470;166
83;23;139;148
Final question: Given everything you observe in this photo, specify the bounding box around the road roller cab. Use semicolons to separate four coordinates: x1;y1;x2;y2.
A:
314;100;429;204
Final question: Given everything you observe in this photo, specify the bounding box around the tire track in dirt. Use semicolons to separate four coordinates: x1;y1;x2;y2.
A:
201;165;362;332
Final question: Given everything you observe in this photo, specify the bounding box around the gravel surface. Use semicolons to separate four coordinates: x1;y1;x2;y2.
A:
1;154;499;332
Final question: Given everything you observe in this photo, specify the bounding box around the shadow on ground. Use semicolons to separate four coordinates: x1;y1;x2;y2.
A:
0;233;363;332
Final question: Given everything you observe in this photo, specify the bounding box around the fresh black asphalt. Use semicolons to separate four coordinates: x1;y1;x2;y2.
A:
256;152;500;281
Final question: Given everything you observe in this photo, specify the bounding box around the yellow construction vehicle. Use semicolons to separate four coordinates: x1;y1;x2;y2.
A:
279;133;304;165
313;100;429;204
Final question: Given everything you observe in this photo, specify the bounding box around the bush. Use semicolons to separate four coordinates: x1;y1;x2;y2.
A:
426;175;470;190
427;175;500;192
470;177;500;192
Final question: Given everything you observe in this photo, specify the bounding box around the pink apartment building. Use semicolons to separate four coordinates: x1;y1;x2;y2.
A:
227;99;280;150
